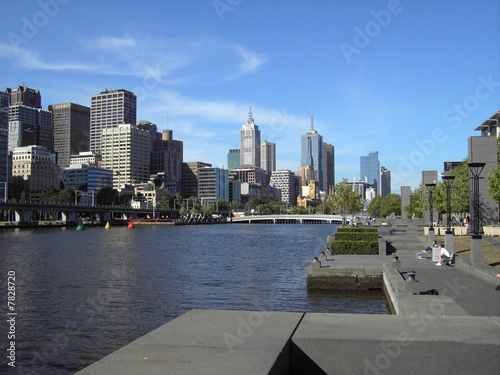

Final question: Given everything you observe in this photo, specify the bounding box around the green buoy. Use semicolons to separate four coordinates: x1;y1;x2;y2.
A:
76;218;85;230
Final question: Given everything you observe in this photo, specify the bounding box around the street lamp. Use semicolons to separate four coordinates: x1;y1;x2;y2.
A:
424;182;436;229
468;162;486;264
441;174;455;232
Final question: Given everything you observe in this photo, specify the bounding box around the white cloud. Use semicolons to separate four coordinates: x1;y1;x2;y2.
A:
96;36;136;50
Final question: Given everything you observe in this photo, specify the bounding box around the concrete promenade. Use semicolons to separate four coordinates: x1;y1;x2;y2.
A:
75;224;500;374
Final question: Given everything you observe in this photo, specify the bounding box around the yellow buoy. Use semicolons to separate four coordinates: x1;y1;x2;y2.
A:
105;222;110;229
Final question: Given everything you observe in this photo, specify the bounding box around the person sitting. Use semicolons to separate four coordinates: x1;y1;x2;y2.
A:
436;244;451;266
417;240;437;259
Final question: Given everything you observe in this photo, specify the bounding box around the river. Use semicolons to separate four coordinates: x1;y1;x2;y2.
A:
0;223;389;374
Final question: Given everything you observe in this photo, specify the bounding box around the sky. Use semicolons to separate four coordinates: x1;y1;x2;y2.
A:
1;0;499;193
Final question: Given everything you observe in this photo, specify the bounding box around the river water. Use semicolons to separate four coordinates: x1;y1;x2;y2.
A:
0;223;389;374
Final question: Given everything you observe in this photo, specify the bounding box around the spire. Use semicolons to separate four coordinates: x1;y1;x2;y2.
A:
166;111;169;130
310;111;314;131
248;106;254;124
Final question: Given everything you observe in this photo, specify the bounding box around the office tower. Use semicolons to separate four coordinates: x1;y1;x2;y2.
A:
323;142;335;194
11;145;59;195
137;121;183;194
70;151;101;167
469;110;500;224
270;170;296;206
260;140;276;173
240;107;261;167
0;92;8;201
6;85;41;108
360;151;380;196
61;165;113;193
198;167;229;202
227;149;240;170
90;89;136;154
7;104;53;153
380;166;391;197
182;162;212;198
101;124;151;190
49;103;90;169
300;114;323;190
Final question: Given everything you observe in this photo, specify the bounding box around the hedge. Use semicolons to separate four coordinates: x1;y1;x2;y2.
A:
331;240;379;255
334;232;378;241
336;227;378;233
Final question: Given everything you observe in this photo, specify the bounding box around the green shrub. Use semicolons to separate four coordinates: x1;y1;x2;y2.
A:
336;227;378;233
334;232;378;241
331;240;379;255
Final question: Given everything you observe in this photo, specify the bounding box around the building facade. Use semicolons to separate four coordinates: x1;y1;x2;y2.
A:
300;115;323;190
270;170;296;206
70;151;102;167
198;167;229;203
0;92;8;201
8;105;53;153
101;124;151;190
360;151;380;196
227;149;241;170
260;140;276;174
323;142;335;194
380;166;391;197
60;165;113;193
6;85;41;108
90;89;136;154
240;108;261;167
181;162;212;198
49;103;90;169
11;145;59;196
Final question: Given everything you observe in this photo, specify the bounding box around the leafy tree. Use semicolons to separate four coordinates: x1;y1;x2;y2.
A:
20;190;27;202
367;196;384;217
157;196;171;209
405;186;424;218
202;204;215;217
488;166;500;204
289;206;308;214
179;206;187;217
327;178;363;226
40;185;58;203
96;187;119;206
57;187;75;204
381;193;401;217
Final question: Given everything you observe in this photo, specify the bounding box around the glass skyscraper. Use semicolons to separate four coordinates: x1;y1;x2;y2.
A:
300;115;323;190
360;151;380;195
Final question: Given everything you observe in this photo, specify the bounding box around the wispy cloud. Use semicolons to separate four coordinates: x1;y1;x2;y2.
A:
96;36;136;50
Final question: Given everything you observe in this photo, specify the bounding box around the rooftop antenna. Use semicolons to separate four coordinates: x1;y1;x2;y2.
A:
310;108;314;131
248;106;253;123
166;111;169;130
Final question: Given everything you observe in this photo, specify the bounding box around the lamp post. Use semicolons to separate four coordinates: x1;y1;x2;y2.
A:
425;182;436;243
441;174;455;252
468;162;485;264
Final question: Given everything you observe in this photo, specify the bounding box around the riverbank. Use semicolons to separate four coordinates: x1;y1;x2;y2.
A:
74;222;500;374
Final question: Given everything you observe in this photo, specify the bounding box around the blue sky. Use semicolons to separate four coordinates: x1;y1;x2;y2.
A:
1;0;499;193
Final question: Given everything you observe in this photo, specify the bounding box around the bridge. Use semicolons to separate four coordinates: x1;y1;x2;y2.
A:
231;214;343;224
0;201;178;224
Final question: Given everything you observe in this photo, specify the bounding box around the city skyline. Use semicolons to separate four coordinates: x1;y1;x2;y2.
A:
1;1;499;193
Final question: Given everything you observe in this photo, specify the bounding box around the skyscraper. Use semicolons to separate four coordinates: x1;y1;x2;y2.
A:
300;114;323;190
198;167;229;202
270;170;296;206
0;92;8;201
227;149;240;170
360;151;380;196
260;140;276;173
101;124;151;190
323;142;335;194
49;103;90;169
6;85;41;108
90;89;136;154
380;166;391;197
7;104;53;153
240;107;260;167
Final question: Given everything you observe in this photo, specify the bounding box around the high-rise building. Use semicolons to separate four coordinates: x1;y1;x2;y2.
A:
7;104;53;153
198;167;229;203
270;170;296;206
61;165;113;193
240;107;261;167
181;162;212;198
227;149;240;170
49;103;90;169
300;114;323;190
90;89;136;154
323;142;335;194
360;151;380;195
260;140;276;173
11;145;59;196
0;92;9;201
380;166;391;197
6;85;41;108
101;124;151;190
137;121;183;194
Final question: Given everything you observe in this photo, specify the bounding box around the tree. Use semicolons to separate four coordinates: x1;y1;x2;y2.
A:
179;206;187;217
488;166;500;204
96;187;119;206
40;185;58;203
327;178;363;226
157;196;171;209
367;196;384;217
405;186;424;218
58;187;75;204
